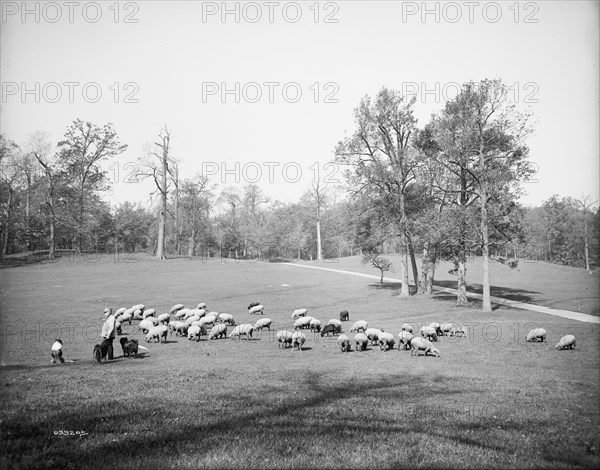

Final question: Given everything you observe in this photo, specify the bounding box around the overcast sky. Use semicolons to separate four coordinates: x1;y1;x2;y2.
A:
1;0;598;209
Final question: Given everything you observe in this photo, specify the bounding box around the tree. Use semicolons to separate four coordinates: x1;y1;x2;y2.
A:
362;251;392;288
141;127;172;260
57;119;127;252
577;195;597;271
180;174;211;256
431;80;533;311
114;201;152;253
336;88;420;297
0;136;22;259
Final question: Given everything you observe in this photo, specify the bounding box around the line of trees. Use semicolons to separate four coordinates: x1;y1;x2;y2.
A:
1;80;598;311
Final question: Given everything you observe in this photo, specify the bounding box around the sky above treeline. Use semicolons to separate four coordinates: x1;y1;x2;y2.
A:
1;0;598;210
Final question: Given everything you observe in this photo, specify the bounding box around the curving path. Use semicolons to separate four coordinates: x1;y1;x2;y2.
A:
281;263;600;324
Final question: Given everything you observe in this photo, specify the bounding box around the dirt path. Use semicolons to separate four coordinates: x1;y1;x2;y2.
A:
281;263;600;324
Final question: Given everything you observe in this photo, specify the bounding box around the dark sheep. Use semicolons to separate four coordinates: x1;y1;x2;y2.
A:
320;324;338;337
339;310;349;321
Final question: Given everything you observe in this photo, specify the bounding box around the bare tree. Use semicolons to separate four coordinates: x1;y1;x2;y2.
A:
140;127;172;260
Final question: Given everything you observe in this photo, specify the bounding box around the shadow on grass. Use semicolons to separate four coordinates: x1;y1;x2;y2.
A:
433;280;542;304
2;372;595;469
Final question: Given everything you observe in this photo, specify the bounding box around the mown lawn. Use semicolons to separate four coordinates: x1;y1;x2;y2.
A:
0;255;598;469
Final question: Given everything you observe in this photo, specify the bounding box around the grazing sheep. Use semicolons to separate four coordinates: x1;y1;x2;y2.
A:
198;314;217;328
365;328;383;346
248;304;264;315
217;313;235;325
525;328;547;343
398;331;414;351
119;312;132;325
123;307;135;317
339;310;349;321
310;319;322;332
248;301;260;310
174;308;189;320
354;333;369;351
131;304;145;312
294;316;314;330
292;331;306;351
401;323;414;334
115;307;127;316
327;319;342;332
320;324;338;337
421;325;438;342
188;325;202;341
254;318;272;331
185;315;201;326
146;316;159;326
555;334;576;350
410;337;441;357
133;309;144;321
168;321;178;335
209;323;228;340
196;302;207;310
146;325;168;343
170;304;184;314
440;323;453;336
158;313;170;325
291;308;307;319
448;325;468;338
184;309;197;320
379;332;396;351
277;330;293;349
338;334;351;352
350;320;368;333
230;324;255;340
119;337;139;358
138;319;154;334
194;309;207;318
175;322;189;337
429;322;442;336
142;308;156;319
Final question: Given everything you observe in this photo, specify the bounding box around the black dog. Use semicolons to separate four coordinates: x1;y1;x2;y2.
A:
119;337;139;358
93;339;111;364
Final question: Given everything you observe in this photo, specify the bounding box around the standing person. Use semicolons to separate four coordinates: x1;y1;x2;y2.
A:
101;307;116;360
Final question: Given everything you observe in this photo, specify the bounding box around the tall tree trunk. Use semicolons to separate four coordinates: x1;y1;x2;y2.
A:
419;242;436;295
316;216;323;262
457;243;469;305
480;187;492;312
583;207;590;271
188;225;196;257
48;192;56;260
398;192;410;297
406;232;419;293
156;153;168;260
1;187;14;259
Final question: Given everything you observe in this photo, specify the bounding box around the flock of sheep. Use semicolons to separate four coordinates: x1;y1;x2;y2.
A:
110;302;577;360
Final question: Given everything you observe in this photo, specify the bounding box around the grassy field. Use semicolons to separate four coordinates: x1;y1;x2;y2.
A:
0;254;599;469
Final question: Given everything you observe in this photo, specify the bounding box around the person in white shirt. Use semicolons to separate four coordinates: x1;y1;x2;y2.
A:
100;307;116;360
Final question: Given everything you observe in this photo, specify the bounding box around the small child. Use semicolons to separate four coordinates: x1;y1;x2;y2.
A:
51;339;65;364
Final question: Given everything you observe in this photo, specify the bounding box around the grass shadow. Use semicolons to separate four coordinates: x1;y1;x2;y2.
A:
433;280;542;304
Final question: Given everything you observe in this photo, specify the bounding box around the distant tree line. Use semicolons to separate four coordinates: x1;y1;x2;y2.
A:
1;80;598;310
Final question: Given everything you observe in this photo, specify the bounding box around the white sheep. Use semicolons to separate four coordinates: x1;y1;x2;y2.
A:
198;314;218;328
194;309;207;318
217;313;235;325
398;331;414;350
440;323;453;335
309;319;322;332
294;316;314;330
429;322;442;336
119;312;132;325
196;302;207;310
168;321;178;335
187;325;203;341
350;320;368;333
174;321;188;337
338;334;351;352
115;307;127;316
123;307;135;317
354;333;369;351
158;313;170;325
327;319;342;328
185;315;201;326
138;319;154;334
131;304;145;312
410;337;441;357
254;318;272;331
525;328;546;342
277;330;293;349
249;304;264;315
184;309;197;320
230;324;255;340
291;308;307;319
170;304;184;314
379;332;396;351
146;325;168;343
365;328;383;346
209;323;228;340
448;325;468;338
133;309;144;321
421;325;438;342
401;323;414;334
555;334;576;350
174;308;189;320
142;308;156;319
146;316;159;326
292;331;306;351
